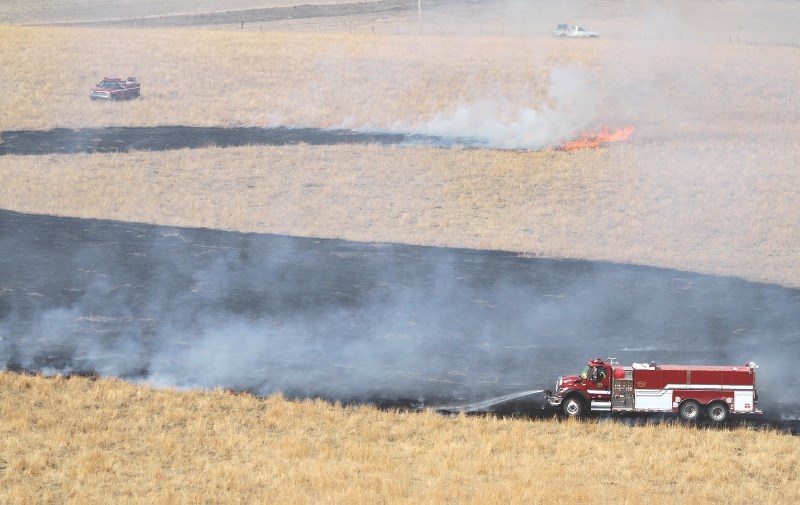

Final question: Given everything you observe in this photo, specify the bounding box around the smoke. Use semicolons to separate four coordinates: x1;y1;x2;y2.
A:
391;67;597;149
1;211;799;417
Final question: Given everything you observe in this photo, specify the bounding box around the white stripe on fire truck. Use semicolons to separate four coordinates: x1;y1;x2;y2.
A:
582;385;753;395
662;384;753;391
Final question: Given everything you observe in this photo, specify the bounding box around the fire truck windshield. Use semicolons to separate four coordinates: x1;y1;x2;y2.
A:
581;366;606;381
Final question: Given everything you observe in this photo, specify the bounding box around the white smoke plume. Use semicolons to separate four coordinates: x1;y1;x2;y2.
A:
391;67;597;149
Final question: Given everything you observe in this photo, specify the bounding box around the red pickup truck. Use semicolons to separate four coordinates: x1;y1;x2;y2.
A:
89;77;141;101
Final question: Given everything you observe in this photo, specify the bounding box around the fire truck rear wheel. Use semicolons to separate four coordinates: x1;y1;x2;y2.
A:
562;396;585;418
707;402;729;423
678;400;701;422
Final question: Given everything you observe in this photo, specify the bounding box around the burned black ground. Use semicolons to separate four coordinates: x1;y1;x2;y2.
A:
0;126;453;155
2;209;799;431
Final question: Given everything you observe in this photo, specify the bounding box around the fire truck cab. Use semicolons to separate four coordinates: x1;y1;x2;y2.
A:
544;358;761;422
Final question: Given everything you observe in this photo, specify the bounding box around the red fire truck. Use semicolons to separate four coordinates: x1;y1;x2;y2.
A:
544;358;761;422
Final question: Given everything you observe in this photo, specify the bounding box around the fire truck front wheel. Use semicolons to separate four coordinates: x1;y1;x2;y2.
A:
678;400;701;422
561;396;585;418
706;402;729;423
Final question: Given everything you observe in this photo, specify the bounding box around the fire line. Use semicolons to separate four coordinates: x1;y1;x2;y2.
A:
556;126;635;151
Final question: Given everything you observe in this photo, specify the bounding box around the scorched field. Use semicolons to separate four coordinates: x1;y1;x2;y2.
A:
1;0;800;504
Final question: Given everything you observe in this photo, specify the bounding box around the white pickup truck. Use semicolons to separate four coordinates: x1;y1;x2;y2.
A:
552;24;599;38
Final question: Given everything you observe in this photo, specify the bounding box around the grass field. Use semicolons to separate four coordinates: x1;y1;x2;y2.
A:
2;140;799;287
0;25;570;131
1;372;798;505
2;1;800;503
1;24;799;286
1;23;798;133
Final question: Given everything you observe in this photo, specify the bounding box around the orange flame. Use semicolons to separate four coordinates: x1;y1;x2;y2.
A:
557;126;635;151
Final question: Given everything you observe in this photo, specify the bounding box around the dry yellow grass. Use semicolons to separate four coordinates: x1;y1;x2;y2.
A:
2;140;799;287
1;23;798;134
1;372;798;505
0;25;573;131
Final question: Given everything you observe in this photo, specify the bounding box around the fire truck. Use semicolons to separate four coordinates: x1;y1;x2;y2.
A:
544;358;761;422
